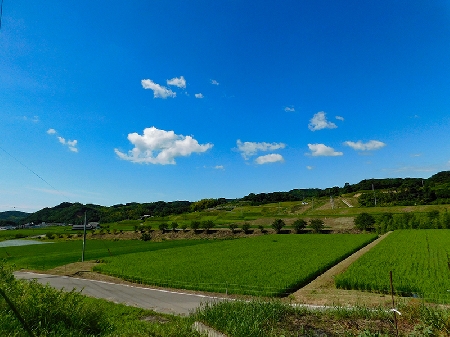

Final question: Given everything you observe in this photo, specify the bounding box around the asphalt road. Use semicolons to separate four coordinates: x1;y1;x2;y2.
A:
14;271;225;316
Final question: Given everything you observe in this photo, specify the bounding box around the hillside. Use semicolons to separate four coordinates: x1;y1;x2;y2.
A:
0;211;30;222
18;170;450;225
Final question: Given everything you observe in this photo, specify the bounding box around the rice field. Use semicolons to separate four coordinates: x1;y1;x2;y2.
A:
94;234;377;296
335;230;450;302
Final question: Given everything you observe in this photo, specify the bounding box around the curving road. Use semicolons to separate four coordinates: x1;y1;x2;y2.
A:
14;271;225;316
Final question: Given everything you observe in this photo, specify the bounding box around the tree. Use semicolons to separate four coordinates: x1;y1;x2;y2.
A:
292;219;307;234
354;213;375;231
271;219;285;233
158;223;168;233
242;222;251;234
170;222;178;231
190;220;201;231
228;223;238;233
201;220;215;233
309;219;324;233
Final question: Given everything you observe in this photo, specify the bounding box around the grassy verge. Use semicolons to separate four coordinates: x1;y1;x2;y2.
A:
0;263;199;337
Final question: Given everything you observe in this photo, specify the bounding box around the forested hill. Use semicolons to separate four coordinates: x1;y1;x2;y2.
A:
0;211;30;222
14;170;450;224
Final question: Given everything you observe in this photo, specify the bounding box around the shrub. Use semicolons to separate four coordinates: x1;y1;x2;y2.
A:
141;233;151;241
159;223;168;232
292;219;307;233
46;232;55;240
271;219;285;233
181;223;188;231
309;219;324;233
201;220;215;232
171;222;179;231
191;221;201;231
258;225;265;233
14;233;27;239
242;223;251;234
354;213;376;231
229;223;238;233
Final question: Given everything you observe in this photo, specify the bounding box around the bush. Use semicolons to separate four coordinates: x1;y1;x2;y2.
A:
46;232;55;240
258;225;265;233
309;219;324;233
271;219;285;233
292;219;307;233
171;222;179;231
229;223;238;233
354;213;376;231
242;223;251;234
159;223;168;232
201;220;215;232
141;233;151;241
181;223;188;231
191;221;201;231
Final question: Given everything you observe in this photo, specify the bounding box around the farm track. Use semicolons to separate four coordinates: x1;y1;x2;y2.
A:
293;232;393;307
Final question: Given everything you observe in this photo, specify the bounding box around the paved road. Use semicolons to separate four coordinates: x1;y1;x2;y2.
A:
14;271;225;316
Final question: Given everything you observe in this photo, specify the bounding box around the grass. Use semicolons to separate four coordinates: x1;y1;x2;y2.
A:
335;230;450;303
0;263;199;336
0;226;71;241
0;239;214;270
195;298;450;336
94;234;377;296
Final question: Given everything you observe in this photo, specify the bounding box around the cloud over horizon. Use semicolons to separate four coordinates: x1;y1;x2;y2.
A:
114;127;213;164
47;129;78;152
141;79;176;98
344;140;386;151
308;111;337;131
236;140;286;159
307;143;343;157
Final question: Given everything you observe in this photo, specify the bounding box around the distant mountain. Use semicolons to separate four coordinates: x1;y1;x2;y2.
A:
0;211;30;222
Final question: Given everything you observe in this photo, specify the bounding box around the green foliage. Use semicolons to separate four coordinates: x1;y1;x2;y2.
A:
258;225;265;232
309;218;324;233
190;198;227;212
228;223;238;233
201;220;215;232
170;221;178;231
241;223;251;233
190;220;200;231
141;233;151;241
46;232;55;240
292;219;307;233
158;223;168;232
335;230;450;302
271;219;285;233
354;213;376;231
95;234;376;296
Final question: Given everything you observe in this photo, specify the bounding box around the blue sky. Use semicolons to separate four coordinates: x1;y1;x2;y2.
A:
1;1;450;212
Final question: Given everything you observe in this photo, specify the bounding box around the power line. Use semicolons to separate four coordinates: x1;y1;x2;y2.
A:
0;0;4;31
0;144;73;203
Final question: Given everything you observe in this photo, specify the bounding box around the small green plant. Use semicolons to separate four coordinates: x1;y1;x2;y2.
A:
271;219;285;233
159;223;168;232
181;223;188;231
258;225;265;233
191;220;201;231
141;233;151;241
46;232;55;240
229;223;238;233
171;222;179;231
292;219;307;233
201;220;215;232
242;223;251;234
309;218;324;233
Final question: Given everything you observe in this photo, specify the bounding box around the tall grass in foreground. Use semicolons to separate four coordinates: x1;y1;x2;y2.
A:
195;299;450;336
0;262;199;336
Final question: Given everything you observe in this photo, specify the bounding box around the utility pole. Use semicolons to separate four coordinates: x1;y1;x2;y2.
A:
82;212;87;262
372;184;377;206
330;195;334;209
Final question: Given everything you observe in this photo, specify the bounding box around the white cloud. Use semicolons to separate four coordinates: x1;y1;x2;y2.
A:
343;140;386;151
214;165;224;170
141;79;176;98
236;140;286;159
284;106;295;112
47;129;78;152
167;76;186;89
114;127;213;165
306;166;313;170
255;154;284;164
308;111;337;131
211;79;219;85
335;115;344;121
23;115;39;123
307;143;343;157
195;93;204;99
57;136;78;152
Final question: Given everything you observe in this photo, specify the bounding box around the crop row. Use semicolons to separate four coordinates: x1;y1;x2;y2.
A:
94;234;377;296
335;230;450;302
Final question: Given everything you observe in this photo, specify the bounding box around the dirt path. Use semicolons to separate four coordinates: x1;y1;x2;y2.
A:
292;232;393;307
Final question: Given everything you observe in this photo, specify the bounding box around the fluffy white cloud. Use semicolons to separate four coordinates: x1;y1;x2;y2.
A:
195;93;204;98
284;106;295;112
58;136;78;152
236;140;286;159
308;111;337;131
306;166;313;170
211;79;219;85
255;154;284;164
343;140;386;151
167;76;186;89
214;165;224;170
141;79;176;98
307;143;343;157
47;129;78;152
114;127;213;165
335;115;344;121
